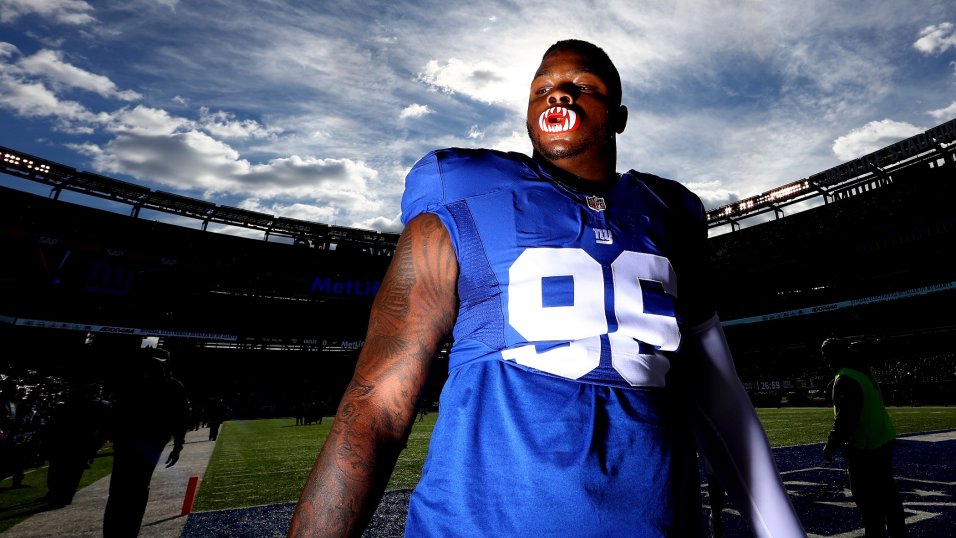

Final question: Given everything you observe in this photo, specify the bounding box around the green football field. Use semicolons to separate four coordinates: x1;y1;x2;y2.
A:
192;406;956;512
0;445;116;533
1;406;952;532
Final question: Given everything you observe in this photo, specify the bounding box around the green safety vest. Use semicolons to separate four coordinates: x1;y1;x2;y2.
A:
834;367;896;449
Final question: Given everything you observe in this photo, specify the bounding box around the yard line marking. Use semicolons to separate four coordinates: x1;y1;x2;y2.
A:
903;431;956;442
780;466;846;474
897;476;956;486
806;508;940;538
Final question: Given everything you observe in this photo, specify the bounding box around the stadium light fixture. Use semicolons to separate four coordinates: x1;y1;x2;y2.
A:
2;151;51;175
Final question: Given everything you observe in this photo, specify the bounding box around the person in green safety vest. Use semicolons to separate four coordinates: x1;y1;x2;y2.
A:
821;336;907;538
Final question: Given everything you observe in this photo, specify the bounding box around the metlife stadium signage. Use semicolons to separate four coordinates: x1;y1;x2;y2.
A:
721;281;956;326
310;276;382;298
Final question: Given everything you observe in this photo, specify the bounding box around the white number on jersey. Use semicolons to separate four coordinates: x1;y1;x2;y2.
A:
503;248;680;386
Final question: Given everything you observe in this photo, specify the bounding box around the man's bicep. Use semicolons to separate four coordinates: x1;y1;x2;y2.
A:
363;212;457;360
286;215;458;538
348;213;458;426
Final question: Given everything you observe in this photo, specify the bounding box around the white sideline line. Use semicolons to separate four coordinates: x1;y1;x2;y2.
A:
903;430;956;442
806;509;940;538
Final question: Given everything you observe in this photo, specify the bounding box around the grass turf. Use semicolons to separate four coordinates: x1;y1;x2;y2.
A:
193;406;956;512
193;414;436;512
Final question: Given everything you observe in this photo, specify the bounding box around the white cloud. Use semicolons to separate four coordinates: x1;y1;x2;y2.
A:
831;120;924;161
106;105;190;136
491;130;532;155
682;179;739;210
0;71;108;129
0;45;144;133
467;125;484;139
4;0;956;234
80;131;241;193
0;42;18;59
0;0;95;25
914;22;956;54
929;101;956;121
418;58;513;106
17;49;141;101
399;103;431;119
359;213;403;233
76;130;381;220
236;199;337;227
198;107;280;140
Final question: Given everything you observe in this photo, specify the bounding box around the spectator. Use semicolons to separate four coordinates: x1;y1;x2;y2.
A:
103;347;189;537
0;378;27;489
822;336;907;537
45;381;110;507
205;397;228;441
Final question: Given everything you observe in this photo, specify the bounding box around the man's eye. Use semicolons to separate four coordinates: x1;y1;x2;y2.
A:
577;85;592;92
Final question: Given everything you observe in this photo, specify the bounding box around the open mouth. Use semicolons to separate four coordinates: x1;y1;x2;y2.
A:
537;107;579;133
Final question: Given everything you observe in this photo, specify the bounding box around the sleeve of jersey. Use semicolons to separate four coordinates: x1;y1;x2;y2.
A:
674;188;718;327
401;150;446;226
681;315;806;538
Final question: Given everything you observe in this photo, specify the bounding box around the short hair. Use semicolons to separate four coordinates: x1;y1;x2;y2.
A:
542;39;622;106
821;336;874;361
143;346;170;362
820;338;851;359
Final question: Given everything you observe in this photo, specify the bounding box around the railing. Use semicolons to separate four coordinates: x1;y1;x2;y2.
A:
0;146;400;253
705;117;956;230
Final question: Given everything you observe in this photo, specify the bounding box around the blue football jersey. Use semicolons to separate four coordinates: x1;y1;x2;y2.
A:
401;148;710;536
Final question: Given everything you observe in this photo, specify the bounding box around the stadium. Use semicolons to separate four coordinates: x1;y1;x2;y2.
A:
1;117;955;536
3;119;955;410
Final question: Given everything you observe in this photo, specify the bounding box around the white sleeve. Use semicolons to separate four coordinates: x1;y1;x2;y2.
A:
680;315;806;538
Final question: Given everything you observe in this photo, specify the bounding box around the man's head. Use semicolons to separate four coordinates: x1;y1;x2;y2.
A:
138;346;170;379
0;377;16;398
526;39;627;174
542;40;622;107
821;337;874;369
820;338;851;363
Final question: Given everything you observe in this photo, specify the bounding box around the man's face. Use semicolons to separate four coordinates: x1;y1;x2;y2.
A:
526;48;623;163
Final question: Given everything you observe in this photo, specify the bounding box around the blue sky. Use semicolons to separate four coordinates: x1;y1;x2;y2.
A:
1;0;955;236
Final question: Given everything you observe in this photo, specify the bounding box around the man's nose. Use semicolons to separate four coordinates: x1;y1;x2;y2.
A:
548;85;576;105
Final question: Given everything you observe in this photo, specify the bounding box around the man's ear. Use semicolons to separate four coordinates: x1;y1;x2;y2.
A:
615;105;628;134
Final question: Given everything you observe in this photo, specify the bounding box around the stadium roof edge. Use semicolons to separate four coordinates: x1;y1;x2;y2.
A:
0;146;400;252
705;116;956;230
4;116;955;241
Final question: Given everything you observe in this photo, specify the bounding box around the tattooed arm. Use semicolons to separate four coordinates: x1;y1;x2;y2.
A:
288;213;458;538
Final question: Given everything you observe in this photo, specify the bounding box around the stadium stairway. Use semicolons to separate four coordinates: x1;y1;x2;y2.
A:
2;428;216;537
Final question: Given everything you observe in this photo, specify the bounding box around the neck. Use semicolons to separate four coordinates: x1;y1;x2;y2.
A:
533;148;618;189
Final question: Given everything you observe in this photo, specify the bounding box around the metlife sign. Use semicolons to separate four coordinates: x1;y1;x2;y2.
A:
310;276;382;298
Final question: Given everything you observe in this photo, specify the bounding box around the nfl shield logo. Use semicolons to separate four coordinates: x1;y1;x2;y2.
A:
586;195;606;211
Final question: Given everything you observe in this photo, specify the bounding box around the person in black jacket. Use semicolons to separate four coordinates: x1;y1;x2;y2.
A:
45;381;110;507
822;336;907;538
103;347;189;537
204;396;227;441
0;377;27;489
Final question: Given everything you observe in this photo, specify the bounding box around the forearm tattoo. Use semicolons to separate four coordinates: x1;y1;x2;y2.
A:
288;214;457;537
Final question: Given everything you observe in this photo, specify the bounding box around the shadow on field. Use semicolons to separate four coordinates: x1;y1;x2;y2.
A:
182;433;956;538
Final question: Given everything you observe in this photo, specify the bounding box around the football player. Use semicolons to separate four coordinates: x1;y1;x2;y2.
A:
289;39;805;537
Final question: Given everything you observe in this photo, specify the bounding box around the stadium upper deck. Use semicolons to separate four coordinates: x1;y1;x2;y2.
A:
1;119;954;369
